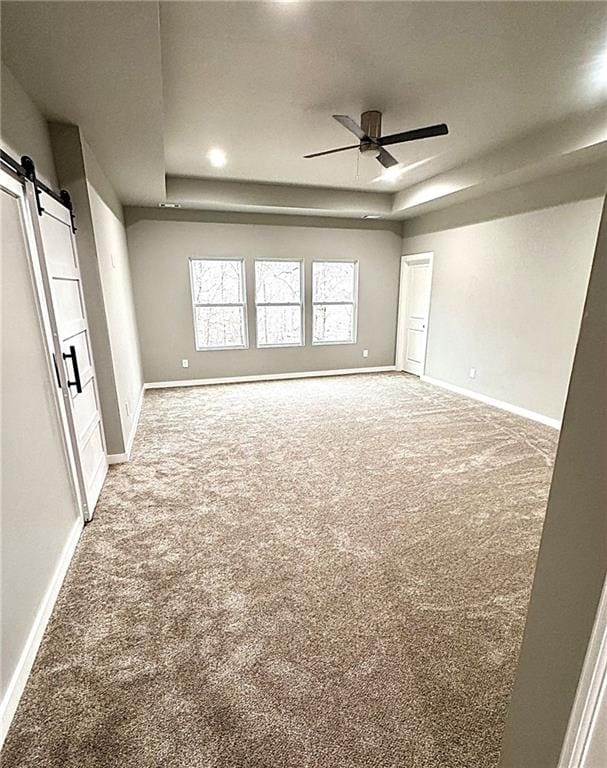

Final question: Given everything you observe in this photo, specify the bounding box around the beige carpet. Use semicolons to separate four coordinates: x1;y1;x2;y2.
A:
3;373;557;768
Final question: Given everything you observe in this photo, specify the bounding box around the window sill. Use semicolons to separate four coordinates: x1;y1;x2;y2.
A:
256;342;305;349
195;345;249;352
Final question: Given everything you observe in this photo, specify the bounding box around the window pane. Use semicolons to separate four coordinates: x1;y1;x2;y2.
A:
255;261;301;303
192;260;243;304
257;305;302;346
313;304;354;343
195;306;246;348
313;262;355;303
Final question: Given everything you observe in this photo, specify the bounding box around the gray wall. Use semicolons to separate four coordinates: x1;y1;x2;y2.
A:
49;123;125;455
0;62;57;187
402;196;603;420
499;198;607;768
126;209;402;383
0;65;142;735
49;124;143;455
83;140;143;448
1;106;81;721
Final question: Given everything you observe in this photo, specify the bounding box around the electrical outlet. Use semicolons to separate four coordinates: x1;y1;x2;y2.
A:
469;367;476;379
182;359;189;368
362;349;369;358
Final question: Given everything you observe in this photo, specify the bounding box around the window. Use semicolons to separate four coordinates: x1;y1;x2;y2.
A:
255;260;303;347
312;261;358;344
190;259;247;350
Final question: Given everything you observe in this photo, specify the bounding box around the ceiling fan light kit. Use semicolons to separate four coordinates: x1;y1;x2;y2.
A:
304;110;449;171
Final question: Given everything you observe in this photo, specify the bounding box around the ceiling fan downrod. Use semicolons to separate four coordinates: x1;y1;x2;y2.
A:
359;110;382;154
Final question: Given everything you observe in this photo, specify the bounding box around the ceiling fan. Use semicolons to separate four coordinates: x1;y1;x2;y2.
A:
304;110;448;169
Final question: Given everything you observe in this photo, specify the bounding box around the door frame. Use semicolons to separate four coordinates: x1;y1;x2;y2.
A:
395;252;434;374
558;575;607;768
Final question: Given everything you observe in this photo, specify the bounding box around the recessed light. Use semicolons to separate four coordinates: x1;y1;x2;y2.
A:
362;214;381;219
207;148;227;168
158;202;181;208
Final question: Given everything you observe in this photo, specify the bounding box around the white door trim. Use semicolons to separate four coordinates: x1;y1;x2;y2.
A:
395;252;434;374
558;576;607;768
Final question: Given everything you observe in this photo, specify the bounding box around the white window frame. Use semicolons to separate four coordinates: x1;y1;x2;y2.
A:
189;257;249;351
312;260;359;345
254;258;305;348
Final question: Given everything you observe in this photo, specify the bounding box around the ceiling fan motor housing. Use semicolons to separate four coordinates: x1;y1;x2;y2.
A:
360;110;382;153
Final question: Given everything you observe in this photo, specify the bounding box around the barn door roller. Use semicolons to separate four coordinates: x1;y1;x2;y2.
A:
21;155;44;216
0;149;77;233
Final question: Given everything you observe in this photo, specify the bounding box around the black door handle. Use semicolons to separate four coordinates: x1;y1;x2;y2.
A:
62;345;82;393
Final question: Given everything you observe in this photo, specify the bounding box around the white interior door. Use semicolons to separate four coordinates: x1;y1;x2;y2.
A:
25;184;108;520
396;254;433;376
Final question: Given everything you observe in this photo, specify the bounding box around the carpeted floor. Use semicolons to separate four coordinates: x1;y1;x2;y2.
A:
3;373;558;768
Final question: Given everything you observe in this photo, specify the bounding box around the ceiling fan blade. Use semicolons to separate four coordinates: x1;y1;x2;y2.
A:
303;144;359;159
376;148;398;169
333;114;368;141
378;123;449;147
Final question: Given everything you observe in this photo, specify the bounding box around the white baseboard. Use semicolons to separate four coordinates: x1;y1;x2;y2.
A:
420;375;561;429
144;366;397;390
107;452;129;464
0;518;83;747
107;386;144;464
125;386;144;455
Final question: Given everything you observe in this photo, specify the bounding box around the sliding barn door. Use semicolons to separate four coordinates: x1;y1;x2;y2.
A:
24;185;108;520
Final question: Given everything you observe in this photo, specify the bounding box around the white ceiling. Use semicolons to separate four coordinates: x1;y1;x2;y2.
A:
2;1;606;212
1;1;165;205
161;0;607;191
